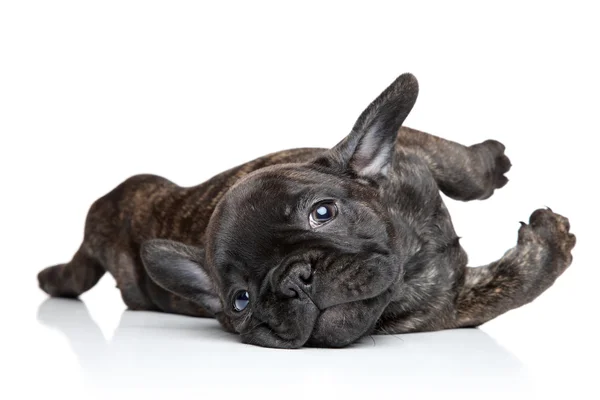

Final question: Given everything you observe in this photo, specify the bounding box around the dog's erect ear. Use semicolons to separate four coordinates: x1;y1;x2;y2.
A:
319;73;419;178
140;239;222;315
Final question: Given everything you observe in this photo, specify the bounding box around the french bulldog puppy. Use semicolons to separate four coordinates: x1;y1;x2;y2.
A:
38;72;576;348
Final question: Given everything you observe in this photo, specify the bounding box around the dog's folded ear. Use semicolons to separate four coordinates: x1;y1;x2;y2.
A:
140;239;222;315
318;72;419;178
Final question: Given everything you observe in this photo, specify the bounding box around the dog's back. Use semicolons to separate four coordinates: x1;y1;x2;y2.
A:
37;147;323;316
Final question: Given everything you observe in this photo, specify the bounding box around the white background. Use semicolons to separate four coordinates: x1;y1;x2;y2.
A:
1;1;598;399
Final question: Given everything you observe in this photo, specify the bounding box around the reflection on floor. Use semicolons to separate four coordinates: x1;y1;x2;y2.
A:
37;297;533;398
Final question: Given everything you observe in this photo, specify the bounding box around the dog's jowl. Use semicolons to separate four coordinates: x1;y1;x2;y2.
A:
38;73;576;348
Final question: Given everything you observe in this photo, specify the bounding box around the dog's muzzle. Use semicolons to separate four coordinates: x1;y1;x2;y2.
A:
238;262;319;348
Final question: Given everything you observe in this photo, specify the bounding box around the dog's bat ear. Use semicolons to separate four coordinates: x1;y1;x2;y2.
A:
318;72;418;178
140;239;222;315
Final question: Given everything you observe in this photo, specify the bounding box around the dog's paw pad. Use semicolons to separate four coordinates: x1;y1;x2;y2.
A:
518;208;576;265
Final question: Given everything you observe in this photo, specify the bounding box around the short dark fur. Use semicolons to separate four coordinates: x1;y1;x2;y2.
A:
38;73;576;348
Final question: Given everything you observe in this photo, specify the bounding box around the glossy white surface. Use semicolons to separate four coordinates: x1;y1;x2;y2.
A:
2;1;598;399
35;297;530;399
5;280;598;400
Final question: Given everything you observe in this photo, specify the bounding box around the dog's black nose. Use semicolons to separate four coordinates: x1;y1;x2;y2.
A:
277;263;313;298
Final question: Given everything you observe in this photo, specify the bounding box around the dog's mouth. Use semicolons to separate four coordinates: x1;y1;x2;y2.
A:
239;282;394;349
305;285;395;348
239;301;320;349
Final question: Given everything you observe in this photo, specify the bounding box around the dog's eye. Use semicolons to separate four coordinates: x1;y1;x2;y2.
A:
309;201;338;227
233;290;250;312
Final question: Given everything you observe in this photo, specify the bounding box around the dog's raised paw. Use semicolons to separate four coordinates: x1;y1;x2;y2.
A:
517;208;576;272
471;139;512;198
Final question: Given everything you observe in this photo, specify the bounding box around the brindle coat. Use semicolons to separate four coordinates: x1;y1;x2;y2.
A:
38;73;576;348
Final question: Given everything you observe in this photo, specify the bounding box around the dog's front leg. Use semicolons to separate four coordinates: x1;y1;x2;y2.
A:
397;127;511;201
451;208;576;328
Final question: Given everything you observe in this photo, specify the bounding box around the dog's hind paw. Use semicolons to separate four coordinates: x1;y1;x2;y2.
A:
517;208;576;276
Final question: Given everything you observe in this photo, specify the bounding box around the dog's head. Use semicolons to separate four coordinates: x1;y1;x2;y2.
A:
141;73;420;348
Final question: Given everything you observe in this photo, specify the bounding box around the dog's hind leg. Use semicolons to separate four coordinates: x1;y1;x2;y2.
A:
38;243;106;298
450;208;575;328
397;126;511;201
37;191;115;299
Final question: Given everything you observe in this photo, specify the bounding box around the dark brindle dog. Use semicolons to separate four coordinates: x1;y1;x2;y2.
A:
38;73;576;348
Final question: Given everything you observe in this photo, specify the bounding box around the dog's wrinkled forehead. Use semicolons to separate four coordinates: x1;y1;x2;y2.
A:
205;164;347;270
